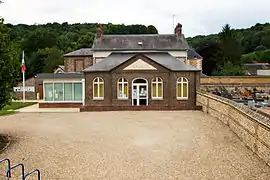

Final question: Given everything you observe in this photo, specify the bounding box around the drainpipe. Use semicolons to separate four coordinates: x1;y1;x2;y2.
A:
82;78;85;106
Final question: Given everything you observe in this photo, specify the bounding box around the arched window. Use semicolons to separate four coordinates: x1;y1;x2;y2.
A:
93;77;104;99
177;77;188;99
118;77;128;99
152;77;163;99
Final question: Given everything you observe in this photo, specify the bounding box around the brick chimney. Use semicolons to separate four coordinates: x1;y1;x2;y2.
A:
174;23;182;37
96;24;103;39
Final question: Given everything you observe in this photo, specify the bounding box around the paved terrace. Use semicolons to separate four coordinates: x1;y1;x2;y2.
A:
0;111;270;179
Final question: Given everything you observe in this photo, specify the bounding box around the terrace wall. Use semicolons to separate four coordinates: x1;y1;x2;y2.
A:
197;90;270;166
200;76;270;91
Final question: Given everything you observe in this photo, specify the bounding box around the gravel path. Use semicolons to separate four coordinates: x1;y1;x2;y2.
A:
0;111;269;180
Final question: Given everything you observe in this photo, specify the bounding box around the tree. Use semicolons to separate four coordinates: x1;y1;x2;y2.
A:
76;32;95;49
0;19;20;110
196;39;221;75
214;61;246;76
188;23;270;55
215;24;245;75
254;45;267;51
43;47;63;73
218;24;242;65
147;25;158;34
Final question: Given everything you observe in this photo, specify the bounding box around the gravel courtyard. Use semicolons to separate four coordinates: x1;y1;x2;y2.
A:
0;111;270;179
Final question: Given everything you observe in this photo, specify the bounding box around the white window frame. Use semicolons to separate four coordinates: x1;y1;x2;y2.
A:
176;77;188;100
43;80;83;103
117;77;128;100
151;77;163;100
93;77;104;100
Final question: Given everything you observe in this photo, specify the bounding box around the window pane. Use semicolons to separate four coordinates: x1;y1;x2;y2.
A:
44;83;53;101
54;83;63;101
152;83;157;97
94;78;98;82
124;84;128;98
118;84;123;97
183;78;188;82
94;84;98;97
64;83;73;101
158;83;162;97
183;83;188;97
74;83;82;101
177;84;182;97
99;84;104;97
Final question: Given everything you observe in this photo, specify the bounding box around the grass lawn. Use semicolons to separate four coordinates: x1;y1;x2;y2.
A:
0;102;37;116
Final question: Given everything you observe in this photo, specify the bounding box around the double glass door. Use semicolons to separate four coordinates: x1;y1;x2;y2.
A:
132;84;148;106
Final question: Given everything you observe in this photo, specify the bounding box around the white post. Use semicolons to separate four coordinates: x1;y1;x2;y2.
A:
22;51;25;103
82;78;85;106
23;71;25;102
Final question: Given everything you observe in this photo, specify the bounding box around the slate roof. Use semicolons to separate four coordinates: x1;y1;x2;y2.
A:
244;63;268;70
63;48;93;57
187;49;203;59
83;52;200;72
37;73;84;79
92;34;190;51
200;73;207;77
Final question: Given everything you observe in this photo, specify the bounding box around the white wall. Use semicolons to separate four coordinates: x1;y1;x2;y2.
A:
93;51;112;58
94;50;187;58
168;51;187;58
257;69;270;76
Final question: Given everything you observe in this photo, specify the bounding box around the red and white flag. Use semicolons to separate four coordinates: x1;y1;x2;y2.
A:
21;51;26;73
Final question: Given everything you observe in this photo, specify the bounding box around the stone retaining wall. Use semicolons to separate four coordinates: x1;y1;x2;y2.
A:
200;76;270;85
197;91;270;166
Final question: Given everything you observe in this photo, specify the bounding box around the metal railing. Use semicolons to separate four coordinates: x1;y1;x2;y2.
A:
0;158;40;180
24;169;41;180
0;158;11;178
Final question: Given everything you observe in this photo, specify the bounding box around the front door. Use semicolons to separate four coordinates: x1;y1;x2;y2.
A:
132;79;148;106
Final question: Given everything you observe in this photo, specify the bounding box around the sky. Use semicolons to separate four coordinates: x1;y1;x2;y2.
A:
0;0;269;37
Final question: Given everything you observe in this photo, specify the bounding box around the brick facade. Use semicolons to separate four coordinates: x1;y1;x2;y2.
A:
39;103;82;108
188;59;202;70
84;55;201;110
64;56;93;72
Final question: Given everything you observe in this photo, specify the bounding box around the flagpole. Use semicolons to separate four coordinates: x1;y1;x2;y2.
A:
22;51;25;103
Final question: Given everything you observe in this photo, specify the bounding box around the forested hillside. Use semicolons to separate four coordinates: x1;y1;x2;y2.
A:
4;22;158;78
2;21;270;78
187;23;270;75
187;23;270;54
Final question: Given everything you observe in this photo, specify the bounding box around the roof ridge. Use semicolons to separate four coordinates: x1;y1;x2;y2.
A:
102;34;178;36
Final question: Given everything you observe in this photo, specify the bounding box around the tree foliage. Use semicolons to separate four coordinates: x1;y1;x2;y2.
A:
196;40;221;75
188;23;270;54
218;24;242;66
194;23;268;76
5;22;158;78
241;49;270;63
0;20;20;110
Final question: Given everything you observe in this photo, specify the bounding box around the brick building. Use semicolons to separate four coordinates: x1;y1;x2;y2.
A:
35;23;203;110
